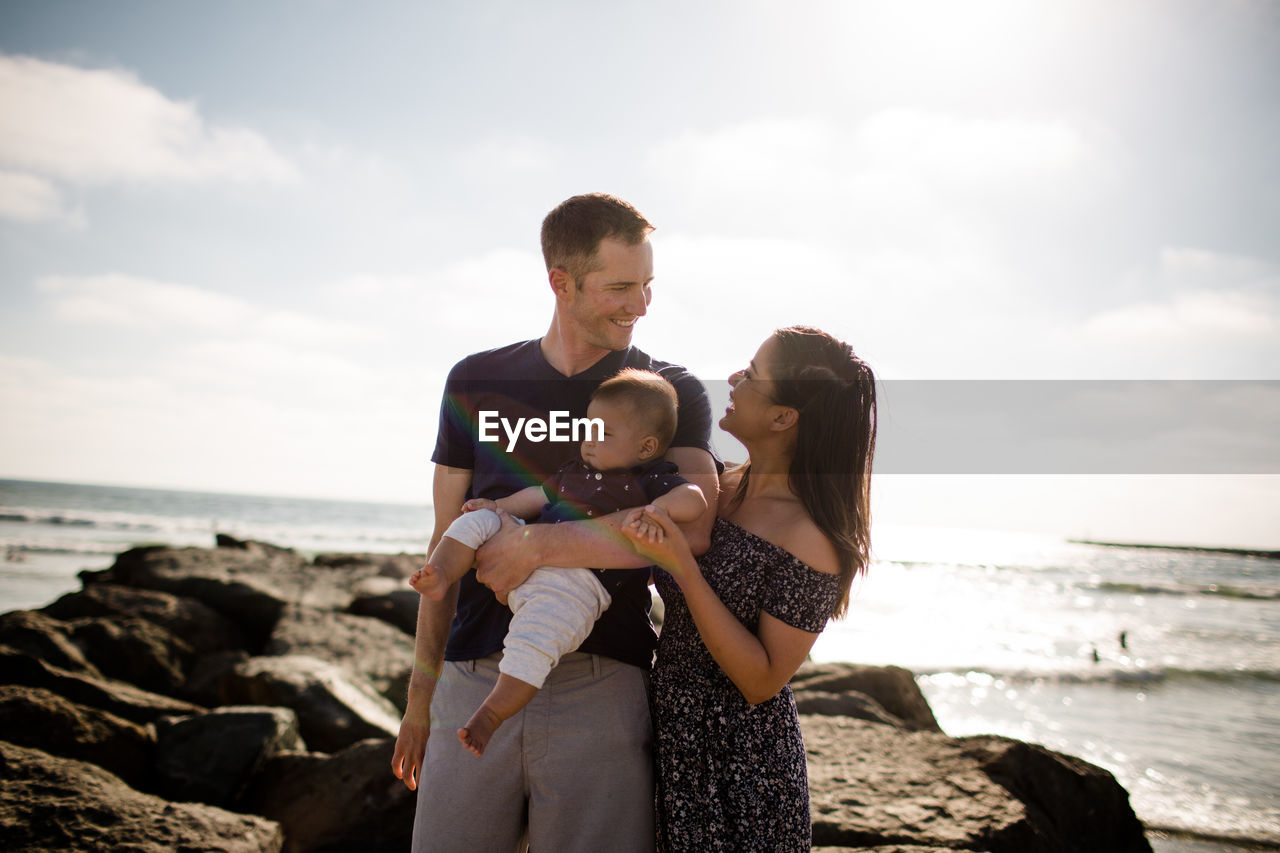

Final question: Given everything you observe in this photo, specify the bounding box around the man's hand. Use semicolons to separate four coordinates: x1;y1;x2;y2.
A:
474;509;536;605
391;709;429;792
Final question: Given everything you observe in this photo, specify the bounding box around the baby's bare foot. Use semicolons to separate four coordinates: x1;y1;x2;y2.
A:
408;565;449;601
457;704;504;757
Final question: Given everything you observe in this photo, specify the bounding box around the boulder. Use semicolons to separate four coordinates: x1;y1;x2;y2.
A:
312;551;423;579
104;543;395;648
265;605;414;710
0;610;101;677
803;715;1150;852
43;583;249;654
346;576;420;636
793;663;941;732
0;740;282;852
104;544;305;648
243;738;416;853
218;655;402;753
154;706;305;808
0;644;204;724
960;736;1151;853
67;615;194;696
794;689;908;728
815;848;980;853
0;685;154;790
184;649;252;706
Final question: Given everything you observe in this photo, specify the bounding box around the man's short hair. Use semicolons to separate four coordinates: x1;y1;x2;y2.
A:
591;368;679;451
541;193;655;282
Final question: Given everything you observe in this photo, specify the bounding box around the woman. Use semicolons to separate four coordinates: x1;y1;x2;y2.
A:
625;325;876;851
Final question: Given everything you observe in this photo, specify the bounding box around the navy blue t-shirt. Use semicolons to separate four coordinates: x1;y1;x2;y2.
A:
431;339;714;669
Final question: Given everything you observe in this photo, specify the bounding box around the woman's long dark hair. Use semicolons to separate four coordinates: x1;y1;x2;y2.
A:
734;325;876;618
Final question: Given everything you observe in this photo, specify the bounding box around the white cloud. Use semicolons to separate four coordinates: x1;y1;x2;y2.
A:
36;274;372;346
38;274;246;329
649;118;836;195
1089;248;1279;339
1087;289;1274;339
648;110;1099;205
853;109;1095;188
1082;249;1280;377
0;53;298;186
0;353;431;503
0;170;83;225
456;135;555;177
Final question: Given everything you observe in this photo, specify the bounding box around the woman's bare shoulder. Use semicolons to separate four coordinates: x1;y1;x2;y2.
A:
776;513;842;577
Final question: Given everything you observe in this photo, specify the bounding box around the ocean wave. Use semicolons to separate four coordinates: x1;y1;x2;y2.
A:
1092;580;1280;601
2;541;135;557
919;666;1280;687
0;506;182;535
0;503;426;552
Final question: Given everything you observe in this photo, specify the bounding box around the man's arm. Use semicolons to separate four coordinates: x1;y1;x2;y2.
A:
475;447;719;599
664;446;718;554
649;483;707;524
391;463;471;791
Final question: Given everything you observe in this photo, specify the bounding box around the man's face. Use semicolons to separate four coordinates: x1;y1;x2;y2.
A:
563;237;654;352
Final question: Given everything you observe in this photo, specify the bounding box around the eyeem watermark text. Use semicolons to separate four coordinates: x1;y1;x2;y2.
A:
477;411;604;452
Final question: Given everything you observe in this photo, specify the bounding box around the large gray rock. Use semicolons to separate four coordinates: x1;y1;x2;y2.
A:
0;644;204;724
795;689;909;728
243;738;416;853
346;575;420;636
312;551;423;579
803;715;1150;852
0;609;101;676
43;583;249;654
0;740;282;852
154;706;305;808
184;649;252;706
815;847;982;853
103;543;306;648
265;605;414;711
218;655;402;753
67;615;194;696
961;735;1152;853
0;685;155;790
793;662;941;732
104;542;404;649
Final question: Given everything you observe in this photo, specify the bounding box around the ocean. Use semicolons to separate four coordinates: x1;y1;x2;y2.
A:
2;478;1276;850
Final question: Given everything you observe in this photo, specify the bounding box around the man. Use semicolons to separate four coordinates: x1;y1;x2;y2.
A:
392;193;719;852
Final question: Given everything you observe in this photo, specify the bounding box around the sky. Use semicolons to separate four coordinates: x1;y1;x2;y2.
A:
1;0;1277;546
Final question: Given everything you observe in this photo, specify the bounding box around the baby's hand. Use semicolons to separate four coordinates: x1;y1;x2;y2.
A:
622;504;696;583
461;498;498;513
625;507;666;544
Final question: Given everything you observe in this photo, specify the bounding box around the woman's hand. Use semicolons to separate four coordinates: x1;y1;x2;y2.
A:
622;504;699;584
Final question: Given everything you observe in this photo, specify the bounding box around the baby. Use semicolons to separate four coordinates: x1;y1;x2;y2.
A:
410;368;707;756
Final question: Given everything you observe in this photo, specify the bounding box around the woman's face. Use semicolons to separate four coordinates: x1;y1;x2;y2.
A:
720;336;783;439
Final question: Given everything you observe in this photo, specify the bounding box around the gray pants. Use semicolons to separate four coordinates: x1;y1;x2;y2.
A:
410;652;656;852
443;509;612;688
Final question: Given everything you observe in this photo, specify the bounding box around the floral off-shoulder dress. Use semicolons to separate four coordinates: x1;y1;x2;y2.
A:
651;517;842;852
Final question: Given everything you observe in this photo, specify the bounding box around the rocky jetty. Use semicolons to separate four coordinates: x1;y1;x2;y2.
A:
0;538;1152;852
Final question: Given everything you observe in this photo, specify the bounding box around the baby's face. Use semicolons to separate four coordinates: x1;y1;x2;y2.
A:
580;397;653;471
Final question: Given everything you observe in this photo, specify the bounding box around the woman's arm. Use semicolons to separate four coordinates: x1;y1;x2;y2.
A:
624;506;823;706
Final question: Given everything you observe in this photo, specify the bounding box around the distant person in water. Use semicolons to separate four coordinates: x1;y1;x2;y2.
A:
409;369;705;756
